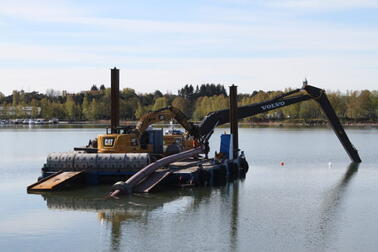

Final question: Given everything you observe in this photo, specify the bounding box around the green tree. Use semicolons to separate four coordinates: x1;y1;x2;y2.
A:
120;97;138;120
82;95;91;120
0;104;8;119
135;102;151;119
371;91;378;120
282;102;300;120
40;98;51;118
153;97;168;111
65;96;81;120
51;103;66;118
346;90;372;120
90;85;98;91
98;89;111;119
122;88;136;98
16;105;25;118
360;90;374;119
298;100;321;119
193;96;212;120
154;90;163;99
212;95;228;111
19;90;26;105
12;91;19;106
31;99;39;118
328;91;346;118
172;96;191;117
89;99;99;120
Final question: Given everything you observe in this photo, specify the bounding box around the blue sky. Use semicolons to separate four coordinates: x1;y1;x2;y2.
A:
0;0;377;95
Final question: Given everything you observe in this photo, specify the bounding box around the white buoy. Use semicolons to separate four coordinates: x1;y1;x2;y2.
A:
328;162;332;168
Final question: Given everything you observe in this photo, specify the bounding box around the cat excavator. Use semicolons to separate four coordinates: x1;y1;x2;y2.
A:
87;106;198;156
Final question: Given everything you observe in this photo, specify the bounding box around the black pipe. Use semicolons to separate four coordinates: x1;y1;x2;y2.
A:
229;85;238;159
111;68;120;134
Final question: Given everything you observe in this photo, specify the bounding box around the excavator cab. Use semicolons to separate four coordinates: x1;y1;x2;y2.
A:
163;121;196;151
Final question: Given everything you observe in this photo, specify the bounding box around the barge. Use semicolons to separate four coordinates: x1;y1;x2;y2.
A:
28;68;361;196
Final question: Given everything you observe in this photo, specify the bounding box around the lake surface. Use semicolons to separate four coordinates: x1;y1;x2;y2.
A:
0;126;377;252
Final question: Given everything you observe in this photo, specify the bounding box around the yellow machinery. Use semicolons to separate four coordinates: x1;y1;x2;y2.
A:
97;131;152;153
163;130;197;150
96;106;197;154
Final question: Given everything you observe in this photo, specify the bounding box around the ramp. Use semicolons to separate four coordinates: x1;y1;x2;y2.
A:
133;170;172;193
27;171;85;192
110;147;203;197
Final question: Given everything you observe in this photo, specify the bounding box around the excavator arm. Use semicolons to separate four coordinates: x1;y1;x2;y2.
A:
197;89;311;140
135;106;198;137
197;82;361;163
303;84;361;162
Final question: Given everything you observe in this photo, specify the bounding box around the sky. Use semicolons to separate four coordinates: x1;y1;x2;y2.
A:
0;0;377;95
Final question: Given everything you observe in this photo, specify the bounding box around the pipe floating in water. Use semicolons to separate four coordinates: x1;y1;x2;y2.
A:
110;146;204;198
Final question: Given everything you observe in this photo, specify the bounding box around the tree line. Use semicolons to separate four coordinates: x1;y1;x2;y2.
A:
0;84;377;122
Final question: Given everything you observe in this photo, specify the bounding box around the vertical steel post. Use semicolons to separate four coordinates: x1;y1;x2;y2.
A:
229;85;238;159
111;68;120;134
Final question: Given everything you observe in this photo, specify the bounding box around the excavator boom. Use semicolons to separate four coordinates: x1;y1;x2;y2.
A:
197;83;361;163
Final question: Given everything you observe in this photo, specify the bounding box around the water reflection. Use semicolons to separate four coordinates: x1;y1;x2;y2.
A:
311;162;359;250
35;164;358;252
40;186;215;251
226;182;240;251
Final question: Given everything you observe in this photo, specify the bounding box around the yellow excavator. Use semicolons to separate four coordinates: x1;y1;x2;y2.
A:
90;106;198;155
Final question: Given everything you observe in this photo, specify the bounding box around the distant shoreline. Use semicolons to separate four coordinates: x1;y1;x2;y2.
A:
59;120;378;128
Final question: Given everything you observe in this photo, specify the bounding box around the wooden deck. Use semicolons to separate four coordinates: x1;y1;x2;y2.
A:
27;171;85;191
169;159;215;173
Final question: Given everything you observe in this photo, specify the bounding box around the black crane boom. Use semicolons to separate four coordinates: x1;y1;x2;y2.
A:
197;83;361;163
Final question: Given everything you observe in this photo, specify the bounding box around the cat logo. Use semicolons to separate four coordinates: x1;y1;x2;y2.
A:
104;138;115;147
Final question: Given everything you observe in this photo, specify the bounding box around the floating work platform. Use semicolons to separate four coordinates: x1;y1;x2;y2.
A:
27;171;85;192
29;153;248;194
111;155;249;195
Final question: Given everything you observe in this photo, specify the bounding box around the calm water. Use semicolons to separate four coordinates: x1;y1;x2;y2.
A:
0;126;377;252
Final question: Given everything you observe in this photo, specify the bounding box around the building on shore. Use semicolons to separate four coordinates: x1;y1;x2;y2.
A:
0;106;41;117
